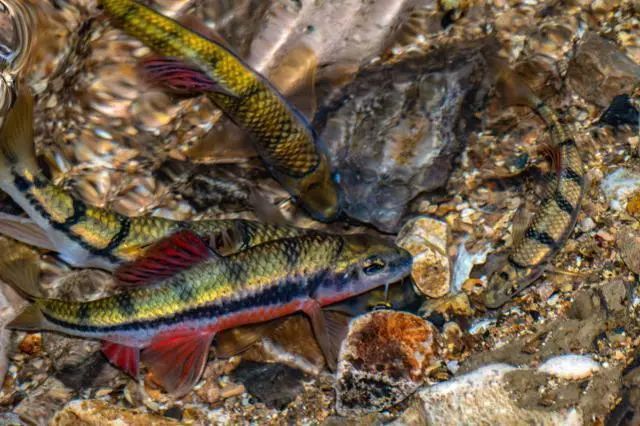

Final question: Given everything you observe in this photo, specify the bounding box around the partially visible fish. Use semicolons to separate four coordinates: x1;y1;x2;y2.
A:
0;83;307;270
7;229;412;396
98;0;341;222
482;70;585;308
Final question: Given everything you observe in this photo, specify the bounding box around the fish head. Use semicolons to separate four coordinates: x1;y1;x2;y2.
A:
294;156;341;222
483;262;541;308
314;234;413;305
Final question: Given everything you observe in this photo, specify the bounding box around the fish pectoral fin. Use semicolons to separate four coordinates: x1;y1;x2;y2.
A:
302;300;347;371
7;304;45;330
102;341;140;378
511;201;534;246
141;56;238;99
0;213;56;252
115;230;216;287
142;328;215;397
539;142;563;176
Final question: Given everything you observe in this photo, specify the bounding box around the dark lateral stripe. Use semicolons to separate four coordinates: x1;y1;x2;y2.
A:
562;168;583;185
41;271;328;333
13;173;32;192
524;228;557;248
116;293;136;316
559;138;575;147
554;191;575;215
77;304;90;324
94;217;131;255
507;256;528;270
60;199;87;228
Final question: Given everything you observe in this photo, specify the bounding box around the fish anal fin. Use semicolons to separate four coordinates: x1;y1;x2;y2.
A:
8;304;45;330
102;341;140;378
115;230;214;287
266;43;318;120
141;57;237;99
302;299;344;371
0;213;56;251
511;201;534;247
142;328;215;397
0;237;41;299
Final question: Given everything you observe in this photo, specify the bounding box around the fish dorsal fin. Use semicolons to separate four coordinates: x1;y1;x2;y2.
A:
142;328;215;396
115;230;215;287
266;43;319;121
102;341;140;378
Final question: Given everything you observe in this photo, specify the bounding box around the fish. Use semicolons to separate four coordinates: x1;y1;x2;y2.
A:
98;0;341;222
0;82;307;270
6;229;412;396
482;70;585;308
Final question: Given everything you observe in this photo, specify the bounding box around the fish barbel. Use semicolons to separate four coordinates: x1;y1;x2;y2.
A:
7;230;412;396
0;83;307;270
482;71;585;308
98;0;341;222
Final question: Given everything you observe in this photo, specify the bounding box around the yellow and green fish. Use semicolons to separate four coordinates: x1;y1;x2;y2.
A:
7;229;412;396
0;83;306;270
482;72;585;308
98;0;341;222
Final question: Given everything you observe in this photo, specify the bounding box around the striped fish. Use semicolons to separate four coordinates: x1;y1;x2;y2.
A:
98;0;341;222
7;230;412;396
482;73;585;308
0;83;307;270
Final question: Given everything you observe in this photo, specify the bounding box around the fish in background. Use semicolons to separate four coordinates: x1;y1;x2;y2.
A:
6;229;412;396
481;68;585;308
0;83;308;270
98;0;342;222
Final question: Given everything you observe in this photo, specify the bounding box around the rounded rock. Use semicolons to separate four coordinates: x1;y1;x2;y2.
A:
335;310;440;416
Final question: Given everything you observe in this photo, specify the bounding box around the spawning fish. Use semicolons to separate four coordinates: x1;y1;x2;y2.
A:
98;0;341;222
0;83;307;270
7;230;412;396
482;72;585;308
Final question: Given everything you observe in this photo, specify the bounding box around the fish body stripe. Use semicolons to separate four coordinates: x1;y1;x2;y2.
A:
554;191;575;215
524;228;558;248
96;216;131;255
562;168;583;186
60;199;87;229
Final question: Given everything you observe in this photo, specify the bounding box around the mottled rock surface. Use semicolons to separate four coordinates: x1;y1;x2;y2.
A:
316;39;495;231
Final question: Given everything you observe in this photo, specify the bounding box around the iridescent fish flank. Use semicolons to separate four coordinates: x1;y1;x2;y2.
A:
0;84;307;270
482;73;585;308
98;0;341;222
7;231;412;396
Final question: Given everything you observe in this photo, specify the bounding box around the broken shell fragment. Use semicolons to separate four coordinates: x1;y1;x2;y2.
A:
335;310;440;416
396;216;451;298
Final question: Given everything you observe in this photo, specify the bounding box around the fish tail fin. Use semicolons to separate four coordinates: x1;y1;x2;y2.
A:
0;83;38;180
7;304;46;331
0;238;42;300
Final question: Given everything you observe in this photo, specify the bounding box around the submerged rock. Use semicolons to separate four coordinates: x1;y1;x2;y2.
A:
316;39;494;231
396;216;450;298
567;32;640;107
598;94;640;127
335;310;440;416
616;225;640;275
231;361;308;409
51;399;180;426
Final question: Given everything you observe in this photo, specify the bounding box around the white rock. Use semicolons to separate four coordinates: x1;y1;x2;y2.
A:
601;168;640;211
450;241;490;294
537;354;601;380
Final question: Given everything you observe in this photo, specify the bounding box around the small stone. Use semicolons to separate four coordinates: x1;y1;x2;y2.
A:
598;94;639;128
231;361;307;409
335;310;440;416
627;191;640;216
50;400;180;425
220;383;245;400
421;293;474;319
537;354;601;380
601;168;640;211
396;216;451;298
18;333;41;355
617;226;640;274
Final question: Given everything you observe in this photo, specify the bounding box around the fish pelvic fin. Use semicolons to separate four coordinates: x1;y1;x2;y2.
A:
302;299;350;371
0;213;56;251
142;328;215;397
115;230;217;287
0;82;38;179
102;341;140;378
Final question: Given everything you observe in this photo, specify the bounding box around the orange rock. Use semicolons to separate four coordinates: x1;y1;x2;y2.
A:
18;333;42;356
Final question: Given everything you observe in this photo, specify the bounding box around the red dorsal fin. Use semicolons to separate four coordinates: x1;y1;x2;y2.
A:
102;341;140;378
142;328;215;397
115;230;214;286
141;57;237;98
539;142;563;177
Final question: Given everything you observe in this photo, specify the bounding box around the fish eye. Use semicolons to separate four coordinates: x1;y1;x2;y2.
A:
498;271;510;281
363;256;386;275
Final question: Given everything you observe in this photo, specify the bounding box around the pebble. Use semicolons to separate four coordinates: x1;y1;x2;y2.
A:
335;310;440;416
537;354;601;380
396;216;451;298
601;168;640;211
616;225;640;274
50;399;180;425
